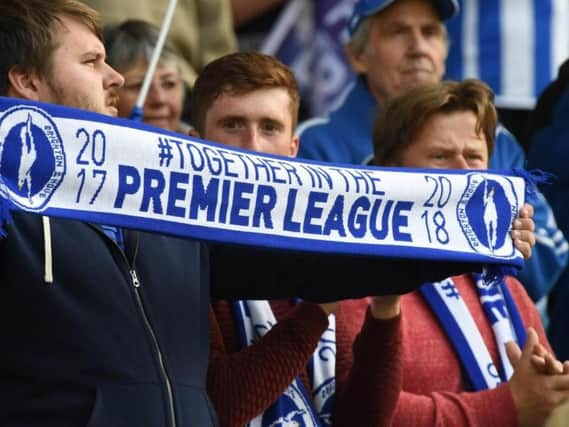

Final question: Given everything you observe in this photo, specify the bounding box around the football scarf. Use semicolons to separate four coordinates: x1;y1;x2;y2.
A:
421;270;527;390
0;97;529;274
234;300;335;426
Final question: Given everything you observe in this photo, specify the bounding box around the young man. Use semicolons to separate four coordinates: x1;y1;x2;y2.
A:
351;79;569;427
191;51;402;427
297;0;568;304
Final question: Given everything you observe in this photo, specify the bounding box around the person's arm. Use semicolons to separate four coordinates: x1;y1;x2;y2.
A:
209;244;484;300
392;385;517;427
207;301;329;426
333;298;402;427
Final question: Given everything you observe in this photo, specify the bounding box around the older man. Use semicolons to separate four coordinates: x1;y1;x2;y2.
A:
298;0;567;305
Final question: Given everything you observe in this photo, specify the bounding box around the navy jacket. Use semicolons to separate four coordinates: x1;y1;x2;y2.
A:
0;213;216;426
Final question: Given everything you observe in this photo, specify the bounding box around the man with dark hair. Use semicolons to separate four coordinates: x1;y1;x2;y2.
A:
298;0;568;303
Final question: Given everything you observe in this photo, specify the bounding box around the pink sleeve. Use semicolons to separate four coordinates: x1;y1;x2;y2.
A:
392;384;518;427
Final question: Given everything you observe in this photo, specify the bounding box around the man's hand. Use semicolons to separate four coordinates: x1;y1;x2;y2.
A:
506;329;569;376
369;295;401;319
511;203;536;259
506;328;569;427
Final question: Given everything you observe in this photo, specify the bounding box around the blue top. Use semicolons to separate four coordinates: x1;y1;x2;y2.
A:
528;85;569;360
298;79;568;302
298;78;377;165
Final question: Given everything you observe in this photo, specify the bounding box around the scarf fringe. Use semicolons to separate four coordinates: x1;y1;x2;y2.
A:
512;168;554;198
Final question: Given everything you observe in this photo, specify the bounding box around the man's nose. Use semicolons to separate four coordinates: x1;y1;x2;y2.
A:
104;63;124;89
452;156;470;170
408;30;430;54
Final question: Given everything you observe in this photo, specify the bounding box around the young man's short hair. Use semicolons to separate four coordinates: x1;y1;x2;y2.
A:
191;52;300;135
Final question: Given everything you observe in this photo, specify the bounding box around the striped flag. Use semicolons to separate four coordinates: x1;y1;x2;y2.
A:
446;0;569;109
260;0;358;116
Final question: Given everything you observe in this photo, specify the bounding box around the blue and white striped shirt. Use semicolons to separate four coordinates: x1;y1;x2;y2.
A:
446;0;569;109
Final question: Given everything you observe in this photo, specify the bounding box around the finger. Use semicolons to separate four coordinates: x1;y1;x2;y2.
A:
534;343;549;358
530;354;547;373
506;341;523;367
544;353;565;375
519;203;534;218
513;217;535;232
550;373;569;391
511;229;537;246
513;239;532;259
563;361;569;375
521;328;539;360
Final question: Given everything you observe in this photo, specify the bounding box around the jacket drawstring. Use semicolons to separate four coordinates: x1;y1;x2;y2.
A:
42;216;53;284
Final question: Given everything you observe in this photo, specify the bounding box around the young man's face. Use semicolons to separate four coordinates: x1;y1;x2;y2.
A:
200;87;299;157
398;111;489;170
350;0;448;105
117;58;184;132
37;14;124;116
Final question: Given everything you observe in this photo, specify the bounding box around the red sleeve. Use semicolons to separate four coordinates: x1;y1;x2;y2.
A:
392;384;518;427
333;301;402;427
207;301;328;427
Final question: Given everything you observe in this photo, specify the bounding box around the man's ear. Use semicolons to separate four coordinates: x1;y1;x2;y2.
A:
7;66;44;101
289;134;300;157
345;43;369;75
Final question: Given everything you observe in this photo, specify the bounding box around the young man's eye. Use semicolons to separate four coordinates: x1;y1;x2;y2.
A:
222;120;241;130
261;121;282;133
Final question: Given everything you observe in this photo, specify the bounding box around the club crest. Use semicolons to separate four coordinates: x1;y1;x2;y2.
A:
260;383;320;427
457;173;518;257
0;106;65;210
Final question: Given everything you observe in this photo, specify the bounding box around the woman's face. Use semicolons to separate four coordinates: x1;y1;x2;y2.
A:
117;58;184;132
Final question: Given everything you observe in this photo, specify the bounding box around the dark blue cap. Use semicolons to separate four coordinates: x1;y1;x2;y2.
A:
348;0;459;36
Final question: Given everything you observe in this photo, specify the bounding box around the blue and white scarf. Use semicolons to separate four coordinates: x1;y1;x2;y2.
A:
234;300;335;426
0;97;529;273
421;271;527;390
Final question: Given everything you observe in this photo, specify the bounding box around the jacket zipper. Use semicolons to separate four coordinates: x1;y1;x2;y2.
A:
130;269;177;427
92;225;178;427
